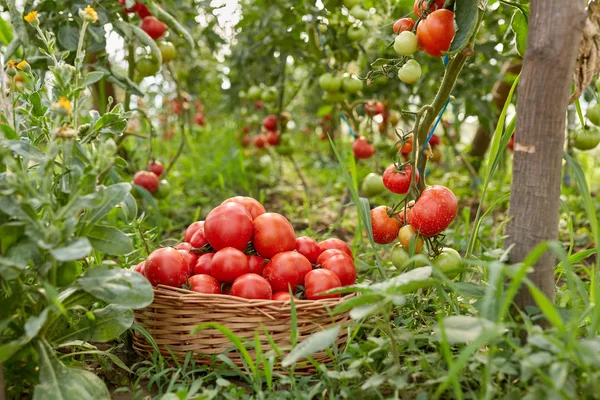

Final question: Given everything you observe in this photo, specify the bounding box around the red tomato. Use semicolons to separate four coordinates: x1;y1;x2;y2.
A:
204;203;253;251
408;185;457;237
211;247;250;283
254;134;267;148
429;133;441;147
413;0;445;17
322;255;356;286
119;0;140;13
255;101;264;110
266;131;281;146
352;136;376;159
141;16;166;40
184;221;204;243
147;161;164;176
136;3;151;18
305;269;342;300
318;238;353;259
133;171;159;193
508;135;515;151
272;292;298;301
365;101;385;116
188;274;221;294
263;115;278;132
194;113;206;126
231;273;272;299
316;249;353;266
189;227;208;249
383;164;419;194
295;236;321;264
371;206;401;244
247;255;267;275
178;249;198;275
145;247;188;287
242;135;251;147
263;251;312;293
222;196;266;219
133;261;146;276
194;253;214;275
400;136;413;154
252;213;296;258
175;242;193;251
416;9;456;57
393;17;416;34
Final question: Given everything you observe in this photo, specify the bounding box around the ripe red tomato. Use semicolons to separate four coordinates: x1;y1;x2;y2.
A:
133;171;159;193
145;247;188;287
408;185;457;237
416;9;456;57
193;253;214;275
318;238;353;259
194;113;206;126
382;164;419;194
263;251;312;293
137;3;151;18
175;242;193;251
184;221;204;243
178;249;198;275
266;131;281;146
413;0;445;17
272;292;298;301
254;134;267;148
147;161;164;176
231;273;272;299
222;196;266;219
393;17;416;34
429;133;441;147
316;249;353;266
133;261;146;276
263;115;278;131
189;227;208;249
305;269;342;300
352;136;376;159
295;236;321;264
141;16;166;40
252;213;296;258
508;135;515;151
400;136;413;154
370;206;401;244
247;255;266;275
321;255;356;286
211;247;250;283
365;101;385;116
204;203;253;251
119;0;140;13
242;135;251;147
188;274;221;294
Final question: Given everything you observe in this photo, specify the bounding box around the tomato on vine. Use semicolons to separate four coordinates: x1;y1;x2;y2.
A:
382;164;418;194
416;9;456;57
148;160;164;176
398;60;422;84
141;16;166;40
413;0;445;18
352;136;376;159
408;185;457;237
398;225;424;253
394;31;418;56
133;171;160;193
371;206;401;244
393;18;416;34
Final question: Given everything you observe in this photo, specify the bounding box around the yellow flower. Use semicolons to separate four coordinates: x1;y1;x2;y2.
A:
80;5;98;23
51;96;73;115
24;11;39;26
16;60;30;72
7;60;16;68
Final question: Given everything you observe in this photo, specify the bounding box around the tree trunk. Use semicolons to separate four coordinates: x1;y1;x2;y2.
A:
505;0;586;310
469;61;522;169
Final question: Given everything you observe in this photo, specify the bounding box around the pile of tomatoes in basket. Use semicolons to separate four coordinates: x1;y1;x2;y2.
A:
133;196;356;300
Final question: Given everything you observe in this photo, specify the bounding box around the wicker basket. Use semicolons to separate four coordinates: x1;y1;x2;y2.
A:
132;285;354;372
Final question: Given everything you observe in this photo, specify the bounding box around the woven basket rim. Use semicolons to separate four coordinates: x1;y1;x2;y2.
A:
153;284;354;306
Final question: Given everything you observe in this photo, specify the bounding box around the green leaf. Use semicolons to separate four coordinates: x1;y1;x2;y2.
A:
49;305;134;345
83;71;104;86
90;112;128;137
369;266;433;293
510;10;528;57
7;140;46;161
80;183;132;228
281;326;341;367
0;309;49;362
33;340;110;400
0;123;17;140
119;192;138;223
49;238;92;262
86;225;133;256
148;3;195;48
57;23;80;51
433;316;502;344
447;0;480;55
526;282;565;333
0;16;14;45
77;266;153;309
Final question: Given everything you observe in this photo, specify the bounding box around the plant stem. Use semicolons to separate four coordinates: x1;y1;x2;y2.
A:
125;40;135;112
73;21;90;127
288;154;309;197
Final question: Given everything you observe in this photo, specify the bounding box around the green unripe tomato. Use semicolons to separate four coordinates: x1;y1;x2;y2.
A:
158;41;177;63
56;261;83;287
586;104;600;127
154;179;171;199
431;247;462;277
136;56;160;77
343;0;361;8
349;5;369;20
394;31;418;56
261;86;278;103
318;24;328;33
398;59;421;84
342;77;363;94
247;85;262;100
319;73;343;92
390;243;410;271
572;127;600;150
322;92;346;104
347;25;368;41
361;172;385;197
239;90;247;99
275;143;293;156
596;77;600;93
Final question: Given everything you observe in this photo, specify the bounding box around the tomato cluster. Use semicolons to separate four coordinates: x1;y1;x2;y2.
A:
134;197;357;300
132;160;172;198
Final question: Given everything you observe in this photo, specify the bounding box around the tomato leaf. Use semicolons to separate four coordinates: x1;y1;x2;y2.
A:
446;0;480;55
